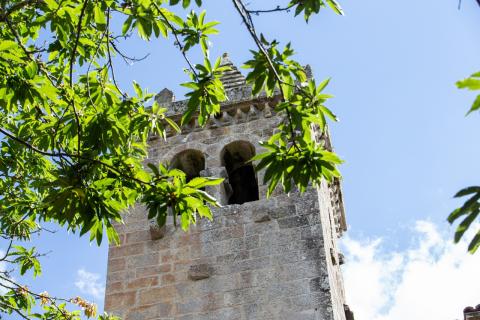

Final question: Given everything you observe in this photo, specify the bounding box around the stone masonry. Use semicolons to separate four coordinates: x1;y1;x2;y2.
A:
104;53;350;320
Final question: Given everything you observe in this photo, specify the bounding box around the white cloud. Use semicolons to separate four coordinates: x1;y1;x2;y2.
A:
342;221;480;320
0;250;8;294
74;269;105;300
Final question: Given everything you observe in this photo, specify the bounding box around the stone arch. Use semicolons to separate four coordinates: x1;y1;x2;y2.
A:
221;140;259;205
170;149;205;182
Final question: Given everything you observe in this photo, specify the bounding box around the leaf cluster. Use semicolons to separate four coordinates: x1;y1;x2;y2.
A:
253;80;342;195
457;71;480;115
143;163;222;230
243;37;306;98
181;57;229;126
289;0;343;21
450;71;480;254
448;187;480;253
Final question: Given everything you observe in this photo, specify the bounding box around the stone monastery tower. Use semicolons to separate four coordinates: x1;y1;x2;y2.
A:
104;53;353;320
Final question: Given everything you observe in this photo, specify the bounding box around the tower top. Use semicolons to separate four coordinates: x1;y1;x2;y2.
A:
219;52;246;90
155;88;175;106
160;53;253;116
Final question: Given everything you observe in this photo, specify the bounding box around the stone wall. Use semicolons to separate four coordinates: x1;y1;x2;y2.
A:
105;188;343;320
104;81;348;319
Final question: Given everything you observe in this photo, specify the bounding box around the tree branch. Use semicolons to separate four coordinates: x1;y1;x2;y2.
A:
106;7;125;97
69;0;89;155
153;3;199;80
0;127;152;186
0;241;13;262
110;40;150;64
246;3;295;14
231;0;300;151
0;0;43;21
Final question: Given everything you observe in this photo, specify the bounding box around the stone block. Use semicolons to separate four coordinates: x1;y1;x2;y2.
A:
253;214;271;223
108;258;126;273
188;264;213;281
277;215;310;229
127;276;159;290
138;286;177;305
136;264;171;278
109;242;145;259
309;276;330;293
105;281;124;294
104;291;136;311
149;220;167;240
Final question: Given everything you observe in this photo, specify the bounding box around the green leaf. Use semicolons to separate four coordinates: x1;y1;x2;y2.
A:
468;230;480;253
454;186;480;198
454;207;479;243
467;94;480;115
165;117;180;133
133;81;143;97
327;0;344;15
94;5;107;29
0;40;18;51
457;74;480;90
122;16;134;35
25;61;38;78
186;177;223;188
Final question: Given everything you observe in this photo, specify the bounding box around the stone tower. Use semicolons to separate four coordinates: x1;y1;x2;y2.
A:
104;53;351;320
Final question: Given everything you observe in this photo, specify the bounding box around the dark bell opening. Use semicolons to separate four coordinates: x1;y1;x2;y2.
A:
222;141;259;205
170;149;205;182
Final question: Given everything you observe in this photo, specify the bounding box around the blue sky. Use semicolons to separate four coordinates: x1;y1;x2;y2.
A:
11;0;480;319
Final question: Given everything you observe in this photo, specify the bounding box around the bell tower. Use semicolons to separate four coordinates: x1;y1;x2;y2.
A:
104;53;352;320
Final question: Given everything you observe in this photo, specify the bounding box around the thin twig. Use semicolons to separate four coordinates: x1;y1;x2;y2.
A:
153;3;199;80
69;0;89;155
246;3;295;14
110;40;150;64
106;8;126;97
231;0;300;151
0;241;13;261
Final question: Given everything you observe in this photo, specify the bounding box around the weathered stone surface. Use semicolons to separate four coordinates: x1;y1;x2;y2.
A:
104;57;349;320
149;220;167;240
253;214;271;223
187;264;212;281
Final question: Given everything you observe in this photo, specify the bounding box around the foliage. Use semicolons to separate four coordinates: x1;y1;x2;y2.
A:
143;163;222;230
289;0;343;21
243;38;306;98
0;0;343;317
449;72;480;254
251;79;341;196
181;57;229;126
448;187;480;253
457;71;480;115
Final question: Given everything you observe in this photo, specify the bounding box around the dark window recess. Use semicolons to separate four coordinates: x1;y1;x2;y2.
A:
222;141;259;205
170;149;205;182
344;304;355;320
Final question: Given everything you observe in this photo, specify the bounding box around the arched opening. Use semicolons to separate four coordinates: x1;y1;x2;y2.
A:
170;149;205;182
221;141;259;205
